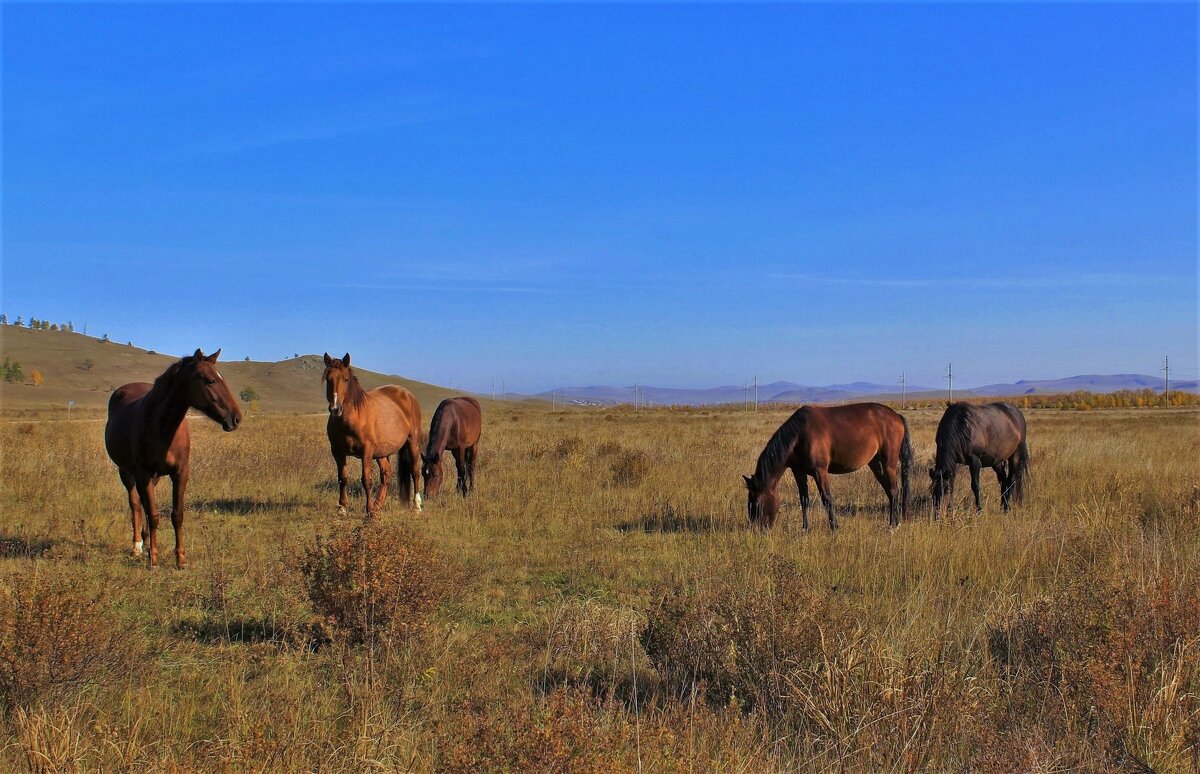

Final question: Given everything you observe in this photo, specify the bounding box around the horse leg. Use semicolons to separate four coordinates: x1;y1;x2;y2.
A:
373;456;392;513
170;469;189;569
452;448;469;496
994;463;1010;511
968;458;983;513
465;445;477;493
814;468;837;531
790;466;810;531
119;471;146;556
334;452;349;516
870;458;900;528
407;434;423;510
136;477;160;568
360;447;375;519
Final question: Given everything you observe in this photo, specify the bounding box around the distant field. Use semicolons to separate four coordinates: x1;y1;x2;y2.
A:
0;404;1196;771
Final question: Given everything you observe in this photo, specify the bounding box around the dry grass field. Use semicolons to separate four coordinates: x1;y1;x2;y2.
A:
0;404;1197;772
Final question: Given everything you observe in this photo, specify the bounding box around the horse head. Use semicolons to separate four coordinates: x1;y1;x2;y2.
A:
184;349;242;432
422;452;444;497
322;353;353;417
743;474;779;528
929;466;955;517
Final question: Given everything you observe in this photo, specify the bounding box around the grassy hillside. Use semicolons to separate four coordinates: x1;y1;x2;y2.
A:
0;326;475;417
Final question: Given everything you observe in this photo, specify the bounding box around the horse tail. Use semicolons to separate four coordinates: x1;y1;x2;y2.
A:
397;444;413;502
900;416;913;519
1009;435;1030;505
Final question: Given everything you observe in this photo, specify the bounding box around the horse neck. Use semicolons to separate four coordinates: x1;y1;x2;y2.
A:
144;374;190;442
753;424;798;490
425;408;451;456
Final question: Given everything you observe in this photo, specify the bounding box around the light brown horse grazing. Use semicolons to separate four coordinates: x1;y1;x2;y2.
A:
323;353;423;517
930;401;1029;518
744;402;912;530
105;349;242;568
422;396;482;498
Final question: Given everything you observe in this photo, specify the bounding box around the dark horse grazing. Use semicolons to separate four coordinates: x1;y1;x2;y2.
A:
323;353;423;517
930;402;1028;518
105;349;242;568
745;403;912;530
422;396;483;498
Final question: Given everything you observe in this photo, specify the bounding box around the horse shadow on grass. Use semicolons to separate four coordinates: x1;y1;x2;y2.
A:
615;503;739;534
171;616;307;648
194;495;307;515
0;534;55;559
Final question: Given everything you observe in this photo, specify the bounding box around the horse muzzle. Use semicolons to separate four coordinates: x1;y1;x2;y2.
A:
222;414;241;432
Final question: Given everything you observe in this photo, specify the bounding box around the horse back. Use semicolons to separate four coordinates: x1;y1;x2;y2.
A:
795;403;900;471
372;385;422;437
449;396;483;445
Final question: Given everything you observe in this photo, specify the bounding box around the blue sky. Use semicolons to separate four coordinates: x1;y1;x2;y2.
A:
3;3;1196;392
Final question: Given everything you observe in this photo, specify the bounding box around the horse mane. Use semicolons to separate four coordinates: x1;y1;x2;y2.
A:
148;356;195;403
753;409;805;486
342;368;368;411
935;402;978;467
424;401;448;458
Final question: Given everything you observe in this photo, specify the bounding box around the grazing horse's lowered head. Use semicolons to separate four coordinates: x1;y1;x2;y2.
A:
929;466;955;515
180;348;242;431
322;352;358;418
743;474;781;529
421;452;445;497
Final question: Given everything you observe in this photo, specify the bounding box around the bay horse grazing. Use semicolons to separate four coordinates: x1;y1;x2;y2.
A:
744;403;912;530
323;353;423;517
930;402;1028;518
422;396;482;498
105;349;242;568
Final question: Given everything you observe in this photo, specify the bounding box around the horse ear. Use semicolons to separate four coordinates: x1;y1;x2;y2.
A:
193;348;204;359
206;348;221;363
342;353;351;366
323;353;332;366
743;475;753;489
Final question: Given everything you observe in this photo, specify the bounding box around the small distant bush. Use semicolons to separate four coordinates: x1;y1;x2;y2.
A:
0;568;139;709
239;387;259;403
608;448;650;487
297;522;456;647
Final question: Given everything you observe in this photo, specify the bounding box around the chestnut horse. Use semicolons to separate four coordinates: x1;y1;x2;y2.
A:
105;349;242;568
422;396;482;497
322;353;423;517
744;403;912;530
930;402;1028;518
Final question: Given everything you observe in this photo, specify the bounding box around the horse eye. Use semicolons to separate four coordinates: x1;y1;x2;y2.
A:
204;378;216;386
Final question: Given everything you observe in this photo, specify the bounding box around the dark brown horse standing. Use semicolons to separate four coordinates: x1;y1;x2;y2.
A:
930;402;1028;518
422;396;482;498
105;349;242;568
323;353;423;517
745;402;912;530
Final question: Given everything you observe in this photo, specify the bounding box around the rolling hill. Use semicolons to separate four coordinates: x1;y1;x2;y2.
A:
0;326;469;416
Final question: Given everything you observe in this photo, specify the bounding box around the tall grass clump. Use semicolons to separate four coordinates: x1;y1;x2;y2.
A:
297;521;456;648
0;565;139;710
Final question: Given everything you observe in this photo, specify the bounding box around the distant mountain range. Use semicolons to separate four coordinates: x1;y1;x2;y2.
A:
534;374;1197;407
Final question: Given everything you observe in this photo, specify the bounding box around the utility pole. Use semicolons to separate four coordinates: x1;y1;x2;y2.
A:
946;363;954;403
492;379;496;403
743;382;748;410
753;375;758;412
1161;356;1170;404
899;371;906;409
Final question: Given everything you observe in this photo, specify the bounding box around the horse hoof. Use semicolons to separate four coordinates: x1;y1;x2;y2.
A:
336;506;348;517
133;540;144;556
414;493;423;511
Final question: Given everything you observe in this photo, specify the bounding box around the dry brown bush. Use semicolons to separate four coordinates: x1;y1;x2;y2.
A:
987;569;1200;770
297;522;456;648
608;448;650;487
0;566;139;710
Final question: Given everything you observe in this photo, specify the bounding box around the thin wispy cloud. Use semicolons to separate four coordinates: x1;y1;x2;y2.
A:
766;273;1187;290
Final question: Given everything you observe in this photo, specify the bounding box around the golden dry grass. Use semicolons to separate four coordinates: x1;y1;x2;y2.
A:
0;405;1197;771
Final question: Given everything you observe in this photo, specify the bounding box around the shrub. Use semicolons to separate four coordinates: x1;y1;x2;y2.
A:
297;522;455;648
987;572;1200;768
608;448;650;487
0;567;138;709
